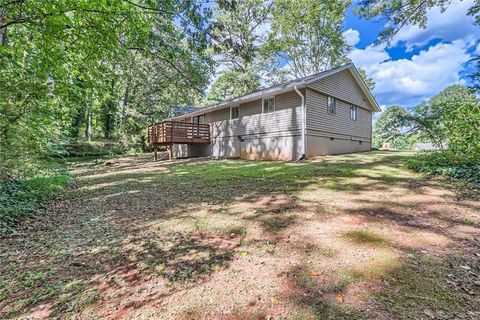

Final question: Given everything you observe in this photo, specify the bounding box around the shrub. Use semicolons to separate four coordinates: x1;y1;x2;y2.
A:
0;173;69;232
405;151;480;186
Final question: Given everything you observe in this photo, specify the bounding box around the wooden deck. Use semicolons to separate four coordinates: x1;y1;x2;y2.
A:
148;121;210;160
148;121;210;145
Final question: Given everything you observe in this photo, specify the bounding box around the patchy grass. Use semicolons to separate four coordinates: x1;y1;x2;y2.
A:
1;151;479;319
376;254;479;319
341;230;391;247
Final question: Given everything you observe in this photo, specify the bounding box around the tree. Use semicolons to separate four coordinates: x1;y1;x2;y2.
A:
206;71;260;103
355;0;480;43
373;106;410;149
210;0;270;95
358;68;375;91
409;85;480;159
267;0;351;80
0;0;212;178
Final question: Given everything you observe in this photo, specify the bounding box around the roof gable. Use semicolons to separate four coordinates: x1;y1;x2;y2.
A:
171;63;380;120
306;68;378;111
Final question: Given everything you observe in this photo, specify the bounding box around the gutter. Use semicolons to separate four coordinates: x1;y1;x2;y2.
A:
294;86;306;160
168;84;304;121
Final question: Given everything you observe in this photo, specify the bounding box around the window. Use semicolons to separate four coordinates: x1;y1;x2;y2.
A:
192;114;204;124
230;106;240;120
262;96;275;113
327;96;336;114
350;105;357;121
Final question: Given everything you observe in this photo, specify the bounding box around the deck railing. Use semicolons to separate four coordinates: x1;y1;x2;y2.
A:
147;121;210;145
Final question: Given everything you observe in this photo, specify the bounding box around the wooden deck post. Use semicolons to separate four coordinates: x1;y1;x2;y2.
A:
167;144;173;161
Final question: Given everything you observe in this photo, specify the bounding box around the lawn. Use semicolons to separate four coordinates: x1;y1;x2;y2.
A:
1;151;479;319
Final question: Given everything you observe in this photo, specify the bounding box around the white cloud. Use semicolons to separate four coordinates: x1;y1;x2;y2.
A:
349;43;389;72
348;0;480;107
391;0;480;50
351;40;471;106
343;28;360;46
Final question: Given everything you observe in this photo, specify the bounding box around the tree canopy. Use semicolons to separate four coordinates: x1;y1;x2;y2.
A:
355;0;480;43
373;106;410;149
373;85;480;162
0;0;213;178
267;0;351;79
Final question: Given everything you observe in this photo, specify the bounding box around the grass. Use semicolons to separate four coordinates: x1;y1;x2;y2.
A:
376;254;478;318
341;230;391;247
0;172;69;232
1;151;479;319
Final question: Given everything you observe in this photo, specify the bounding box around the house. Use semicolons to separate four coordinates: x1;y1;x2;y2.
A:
413;142;447;151
148;63;381;160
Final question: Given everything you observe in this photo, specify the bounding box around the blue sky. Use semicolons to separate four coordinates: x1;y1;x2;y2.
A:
344;0;480;110
207;0;479;111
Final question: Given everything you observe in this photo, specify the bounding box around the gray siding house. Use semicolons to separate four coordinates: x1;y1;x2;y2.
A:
162;63;380;160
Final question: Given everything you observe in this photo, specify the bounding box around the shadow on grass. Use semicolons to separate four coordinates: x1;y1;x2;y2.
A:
1;151;478;318
282;251;479;319
1;228;242;318
138;232;240;283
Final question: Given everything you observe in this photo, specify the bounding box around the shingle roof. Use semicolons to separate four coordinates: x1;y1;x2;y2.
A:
413;143;444;151
170;63;380;120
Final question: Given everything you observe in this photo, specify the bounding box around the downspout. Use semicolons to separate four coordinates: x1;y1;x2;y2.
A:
294;86;306;160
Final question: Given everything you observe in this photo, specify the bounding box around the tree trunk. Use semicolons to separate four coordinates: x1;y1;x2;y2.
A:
120;81;130;127
103;78;116;139
85;89;93;141
85;107;92;142
0;9;7;46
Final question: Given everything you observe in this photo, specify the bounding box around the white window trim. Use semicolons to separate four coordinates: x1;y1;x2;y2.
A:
350;105;357;121
230;105;240;120
327;96;336;115
262;96;276;114
191;114;205;124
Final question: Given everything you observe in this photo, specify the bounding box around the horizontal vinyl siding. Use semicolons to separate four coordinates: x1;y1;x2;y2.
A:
307;69;371;110
205;107;230;123
206;91;303;160
208;90;303;138
306;88;372;141
239;100;262;117
275;90;302;111
211;105;302;138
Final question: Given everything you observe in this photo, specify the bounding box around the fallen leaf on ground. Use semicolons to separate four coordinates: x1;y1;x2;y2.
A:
309;271;320;276
335;295;344;303
423;309;435;318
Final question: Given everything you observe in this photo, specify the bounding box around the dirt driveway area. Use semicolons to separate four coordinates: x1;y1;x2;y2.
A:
1;151;479;319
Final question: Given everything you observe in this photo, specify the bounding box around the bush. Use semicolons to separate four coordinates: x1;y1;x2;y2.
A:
405;151;480;186
0;173;69;232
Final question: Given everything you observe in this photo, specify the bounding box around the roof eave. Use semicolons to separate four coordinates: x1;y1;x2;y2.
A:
169;63;381;120
346;66;381;112
169;82;307;120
